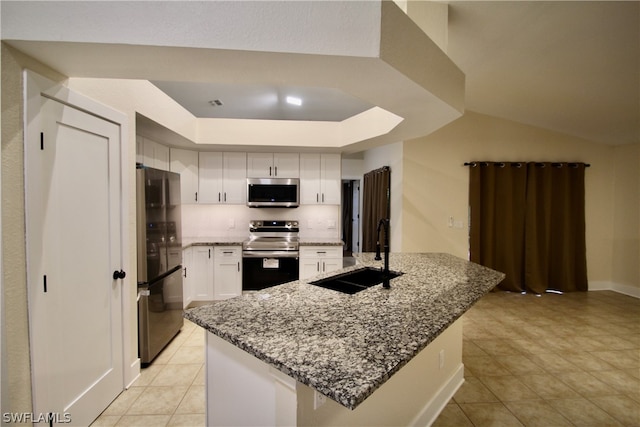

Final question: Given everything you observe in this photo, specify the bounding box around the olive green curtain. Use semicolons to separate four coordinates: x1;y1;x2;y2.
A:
469;162;528;292
524;162;588;293
362;167;390;252
469;161;588;293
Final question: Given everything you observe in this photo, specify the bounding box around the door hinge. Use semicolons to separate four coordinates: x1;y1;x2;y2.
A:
40;132;44;150
43;275;47;292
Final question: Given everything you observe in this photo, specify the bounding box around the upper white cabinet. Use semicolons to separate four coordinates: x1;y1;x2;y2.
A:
170;148;199;204
300;153;341;205
247;152;299;178
199;152;247;204
137;136;170;171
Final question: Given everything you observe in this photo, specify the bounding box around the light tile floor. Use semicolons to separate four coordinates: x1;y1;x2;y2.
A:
94;290;639;426
91;320;206;426
434;290;639;427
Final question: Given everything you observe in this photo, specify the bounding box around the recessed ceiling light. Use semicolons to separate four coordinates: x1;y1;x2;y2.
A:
286;96;302;106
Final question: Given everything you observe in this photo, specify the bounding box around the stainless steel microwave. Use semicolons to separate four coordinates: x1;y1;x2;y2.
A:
246;178;300;208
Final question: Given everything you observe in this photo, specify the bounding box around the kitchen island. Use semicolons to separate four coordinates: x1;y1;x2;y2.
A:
185;253;504;426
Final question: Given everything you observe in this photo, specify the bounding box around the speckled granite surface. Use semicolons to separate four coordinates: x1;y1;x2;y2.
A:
183;237;343;248
182;237;245;248
299;238;344;246
184;253;504;410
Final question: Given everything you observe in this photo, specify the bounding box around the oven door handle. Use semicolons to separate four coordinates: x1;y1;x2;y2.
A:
242;251;299;258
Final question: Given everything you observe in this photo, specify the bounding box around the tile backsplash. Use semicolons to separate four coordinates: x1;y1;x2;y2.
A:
181;204;341;239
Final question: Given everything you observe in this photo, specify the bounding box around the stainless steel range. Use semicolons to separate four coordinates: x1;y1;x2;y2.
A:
242;220;300;290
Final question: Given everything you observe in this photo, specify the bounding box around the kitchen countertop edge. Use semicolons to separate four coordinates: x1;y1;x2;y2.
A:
183;237;344;248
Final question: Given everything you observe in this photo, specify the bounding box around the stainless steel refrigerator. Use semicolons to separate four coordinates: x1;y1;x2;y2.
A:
136;166;183;364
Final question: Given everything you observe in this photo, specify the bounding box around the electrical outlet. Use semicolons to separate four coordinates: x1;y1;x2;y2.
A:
314;390;327;409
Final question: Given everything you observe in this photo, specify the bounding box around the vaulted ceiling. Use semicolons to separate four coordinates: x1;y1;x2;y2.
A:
3;1;638;148
445;1;639;146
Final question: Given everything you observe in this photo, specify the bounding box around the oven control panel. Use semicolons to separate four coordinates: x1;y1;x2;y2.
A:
249;220;299;232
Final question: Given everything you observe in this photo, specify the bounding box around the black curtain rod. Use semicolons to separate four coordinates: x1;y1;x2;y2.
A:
367;165;391;174
463;162;590;167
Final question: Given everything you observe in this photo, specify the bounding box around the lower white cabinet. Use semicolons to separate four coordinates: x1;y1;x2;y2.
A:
299;246;343;280
183;245;242;304
184;246;215;302
213;246;242;300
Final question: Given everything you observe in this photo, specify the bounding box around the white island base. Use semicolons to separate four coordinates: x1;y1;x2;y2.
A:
205;319;463;427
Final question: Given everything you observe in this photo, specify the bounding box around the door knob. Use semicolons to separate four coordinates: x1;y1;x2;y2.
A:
113;270;126;280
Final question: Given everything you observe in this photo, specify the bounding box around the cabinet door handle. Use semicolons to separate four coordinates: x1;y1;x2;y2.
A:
317;251;326;254
184;267;187;278
223;251;233;254
269;166;272;176
209;249;211;258
237;262;240;272
275;166;278;176
317;261;320;272
195;192;198;202
322;193;325;203
224;192;227;202
218;192;221;202
316;193;319;203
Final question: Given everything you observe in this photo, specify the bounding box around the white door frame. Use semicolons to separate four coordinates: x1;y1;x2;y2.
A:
23;70;133;415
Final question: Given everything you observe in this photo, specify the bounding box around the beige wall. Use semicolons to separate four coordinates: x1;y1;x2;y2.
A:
611;143;640;289
402;111;638;291
1;43;68;419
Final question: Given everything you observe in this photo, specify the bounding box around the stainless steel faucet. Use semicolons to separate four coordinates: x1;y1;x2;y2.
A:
374;218;391;289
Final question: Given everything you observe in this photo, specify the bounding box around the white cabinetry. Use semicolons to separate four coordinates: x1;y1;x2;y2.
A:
183;245;242;303
299;246;343;280
247;152;299;178
187;245;215;301
213;246;242;300
199;152;247;204
137;136;170;170
299;153;341;205
182;248;193;308
170;148;199;204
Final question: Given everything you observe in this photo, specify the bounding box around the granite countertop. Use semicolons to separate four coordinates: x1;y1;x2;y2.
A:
183;237;344;248
184;253;504;410
182;237;245;248
299;238;344;246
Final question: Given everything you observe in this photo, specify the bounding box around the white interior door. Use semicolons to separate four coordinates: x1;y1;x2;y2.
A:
25;76;125;426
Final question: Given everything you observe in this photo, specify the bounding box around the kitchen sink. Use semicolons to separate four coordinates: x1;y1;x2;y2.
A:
309;267;403;294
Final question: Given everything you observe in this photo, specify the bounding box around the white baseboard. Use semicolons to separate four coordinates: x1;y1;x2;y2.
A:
589;281;640;298
410;363;465;427
125;358;141;389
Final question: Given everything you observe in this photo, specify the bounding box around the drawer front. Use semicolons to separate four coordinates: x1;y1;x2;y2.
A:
300;246;342;259
214;246;242;258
